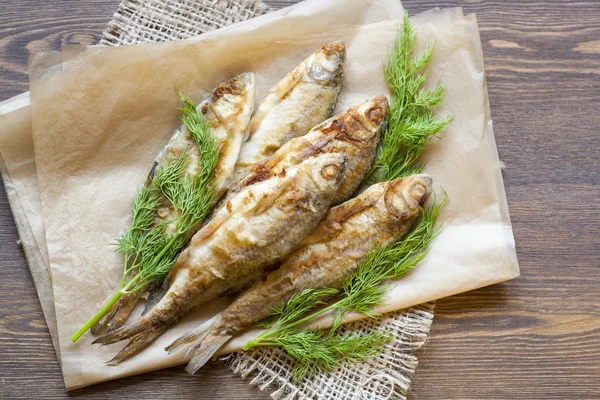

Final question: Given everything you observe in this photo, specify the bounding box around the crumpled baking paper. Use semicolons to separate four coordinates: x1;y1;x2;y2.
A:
0;0;518;390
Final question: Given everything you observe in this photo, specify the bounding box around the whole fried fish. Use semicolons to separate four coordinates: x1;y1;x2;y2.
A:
94;152;348;363
237;95;389;205
166;174;433;374
141;43;347;315
141;95;389;315
232;42;346;185
91;73;255;335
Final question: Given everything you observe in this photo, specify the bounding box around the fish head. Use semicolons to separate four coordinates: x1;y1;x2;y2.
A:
203;72;255;121
354;95;390;137
384;174;433;219
300;152;348;193
330;95;390;147
307;41;346;86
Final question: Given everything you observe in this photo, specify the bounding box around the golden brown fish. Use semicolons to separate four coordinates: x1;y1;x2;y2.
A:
166;174;433;374
91;73;255;335
141;95;389;315
232;42;346;185
236;95;389;205
94;152;348;363
141;44;346;316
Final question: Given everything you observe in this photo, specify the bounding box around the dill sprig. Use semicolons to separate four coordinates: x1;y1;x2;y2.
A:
373;11;453;181
244;12;451;379
244;195;446;351
259;328;391;382
71;90;220;342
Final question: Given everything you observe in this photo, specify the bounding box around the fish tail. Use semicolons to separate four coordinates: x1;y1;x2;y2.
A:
90;298;118;335
165;316;218;355
93;290;184;363
105;326;167;366
185;332;232;375
105;292;142;333
165;316;232;374
91;291;144;335
92;315;151;345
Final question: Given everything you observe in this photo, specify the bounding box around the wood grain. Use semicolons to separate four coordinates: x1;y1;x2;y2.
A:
0;0;599;399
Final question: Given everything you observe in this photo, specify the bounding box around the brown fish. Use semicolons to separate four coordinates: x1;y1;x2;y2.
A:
166;174;433;374
141;95;390;315
232;42;346;186
237;95;389;205
90;73;255;335
141;44;346;315
93;152;348;364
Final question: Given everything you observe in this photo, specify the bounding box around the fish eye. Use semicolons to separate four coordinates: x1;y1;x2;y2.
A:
411;184;428;205
321;164;340;180
367;106;384;124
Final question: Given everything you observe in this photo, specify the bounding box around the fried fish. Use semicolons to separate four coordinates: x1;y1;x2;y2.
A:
141;43;347;316
91;73;255;335
232;42;346;185
94;152;348;363
166;174;433;374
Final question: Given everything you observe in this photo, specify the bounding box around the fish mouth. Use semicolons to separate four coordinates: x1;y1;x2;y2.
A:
408;174;433;206
210;72;254;102
308;41;346;85
365;95;390;126
329;96;389;145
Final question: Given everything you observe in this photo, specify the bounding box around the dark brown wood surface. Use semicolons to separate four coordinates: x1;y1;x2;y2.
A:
1;0;598;399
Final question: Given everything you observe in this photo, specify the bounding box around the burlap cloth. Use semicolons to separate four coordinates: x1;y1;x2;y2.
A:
94;1;435;398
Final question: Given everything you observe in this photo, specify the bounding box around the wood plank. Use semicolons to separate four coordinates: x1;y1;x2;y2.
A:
0;0;599;399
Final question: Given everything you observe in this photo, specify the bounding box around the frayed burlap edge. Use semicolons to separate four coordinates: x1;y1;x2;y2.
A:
98;1;435;398
100;0;271;46
224;303;435;400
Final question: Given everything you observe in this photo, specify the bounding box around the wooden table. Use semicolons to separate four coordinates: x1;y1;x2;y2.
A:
1;0;598;398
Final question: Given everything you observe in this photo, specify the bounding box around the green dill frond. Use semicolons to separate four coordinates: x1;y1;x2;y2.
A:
115;185;161;257
374;11;453;181
71;89;221;342
176;89;220;232
262;328;391;383
271;288;339;327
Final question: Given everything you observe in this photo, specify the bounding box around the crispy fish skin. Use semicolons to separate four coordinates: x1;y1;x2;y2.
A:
90;73;255;335
238;95;389;205
167;174;433;374
232;42;346;185
94;152;348;363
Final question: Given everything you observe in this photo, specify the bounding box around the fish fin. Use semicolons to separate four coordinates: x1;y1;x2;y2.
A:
90;301;118;335
105;327;166;366
142;282;168;316
185;332;233;375
165;317;217;355
92;316;151;345
105;292;143;333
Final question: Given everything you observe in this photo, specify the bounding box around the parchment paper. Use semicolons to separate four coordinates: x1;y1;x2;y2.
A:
0;0;519;391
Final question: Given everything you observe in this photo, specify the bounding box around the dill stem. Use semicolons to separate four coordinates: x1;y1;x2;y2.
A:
70;276;138;343
244;302;341;351
148;233;181;270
